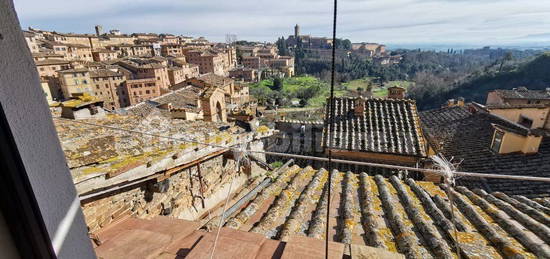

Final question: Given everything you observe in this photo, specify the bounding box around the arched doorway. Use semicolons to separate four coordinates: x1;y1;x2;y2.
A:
215;101;223;122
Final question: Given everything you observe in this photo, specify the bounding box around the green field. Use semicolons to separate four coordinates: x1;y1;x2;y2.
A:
341;77;378;90
251;76;345;107
251;76;413;107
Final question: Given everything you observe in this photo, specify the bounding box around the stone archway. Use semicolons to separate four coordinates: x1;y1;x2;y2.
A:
215;101;223;122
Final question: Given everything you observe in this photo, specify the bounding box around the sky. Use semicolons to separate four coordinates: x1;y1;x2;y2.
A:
13;0;550;48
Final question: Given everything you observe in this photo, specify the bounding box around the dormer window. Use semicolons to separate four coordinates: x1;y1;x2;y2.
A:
490;125;543;154
518;116;533;128
491;130;504;153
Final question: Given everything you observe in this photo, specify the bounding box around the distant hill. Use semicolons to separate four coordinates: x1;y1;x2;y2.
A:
415;53;550;110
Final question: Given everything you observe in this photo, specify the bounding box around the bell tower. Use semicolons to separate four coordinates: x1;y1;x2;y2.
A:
294;24;300;38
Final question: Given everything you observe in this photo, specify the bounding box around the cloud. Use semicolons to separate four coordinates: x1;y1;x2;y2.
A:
13;0;550;46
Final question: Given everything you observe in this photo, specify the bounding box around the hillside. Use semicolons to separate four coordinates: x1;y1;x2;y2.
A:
250;76;345;108
414;52;550;110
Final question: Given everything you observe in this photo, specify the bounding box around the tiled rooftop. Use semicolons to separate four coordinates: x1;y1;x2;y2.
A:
125;85;203;116
94;216;394;259
197;73;234;86
89;69;122;78
323;97;427;157
215;165;550;258
420;106;550;197
34;58;70;66
54;113;273;194
494;88;550;100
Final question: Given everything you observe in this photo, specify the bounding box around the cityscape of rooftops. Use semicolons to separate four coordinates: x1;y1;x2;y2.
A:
1;0;550;258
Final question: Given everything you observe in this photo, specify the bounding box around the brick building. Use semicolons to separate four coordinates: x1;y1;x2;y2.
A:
92;49;118;62
124;78;160;105
35;59;71;77
161;44;184;57
105;44;134;57
242;56;261;69
117;59;171;91
90;69;128;110
185;49;227;75
167;64;200;85
229;67;257;82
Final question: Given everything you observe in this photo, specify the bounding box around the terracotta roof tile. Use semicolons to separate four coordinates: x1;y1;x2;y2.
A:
495;88;550;100
323;97;426;157
420;106;550;197
219;166;549;257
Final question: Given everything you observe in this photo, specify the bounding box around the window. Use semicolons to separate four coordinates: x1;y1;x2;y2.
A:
492;130;504;153
518;116;533;128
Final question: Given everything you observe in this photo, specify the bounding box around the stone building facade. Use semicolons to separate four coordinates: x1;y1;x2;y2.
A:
80;154;240;233
58;68;94;99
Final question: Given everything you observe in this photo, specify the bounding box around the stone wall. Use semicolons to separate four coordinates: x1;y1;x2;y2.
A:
267;120;324;155
81;142;266;234
265;120;412;177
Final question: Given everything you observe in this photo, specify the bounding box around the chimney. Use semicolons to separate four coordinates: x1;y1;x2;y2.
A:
445;98;465;107
446;99;455;107
354;98;365;117
517;86;528;92
387;86;405;99
457;97;465;107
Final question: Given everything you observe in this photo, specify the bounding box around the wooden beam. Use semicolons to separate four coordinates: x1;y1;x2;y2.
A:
156;148;229;181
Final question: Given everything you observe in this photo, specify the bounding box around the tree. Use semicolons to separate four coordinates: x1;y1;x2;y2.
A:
271;78;283;91
342;39;352;50
499;52;513;73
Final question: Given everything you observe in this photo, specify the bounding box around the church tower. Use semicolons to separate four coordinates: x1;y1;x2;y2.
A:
294;24;300;38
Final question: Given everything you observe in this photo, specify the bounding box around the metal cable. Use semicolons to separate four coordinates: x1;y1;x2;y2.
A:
326;0;338;257
53;117;550;183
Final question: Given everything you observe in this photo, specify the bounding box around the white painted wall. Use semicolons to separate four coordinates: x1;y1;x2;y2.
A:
0;1;95;258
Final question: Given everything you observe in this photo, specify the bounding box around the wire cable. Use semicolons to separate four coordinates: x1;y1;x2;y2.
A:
53;117;550;183
325;0;338;257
